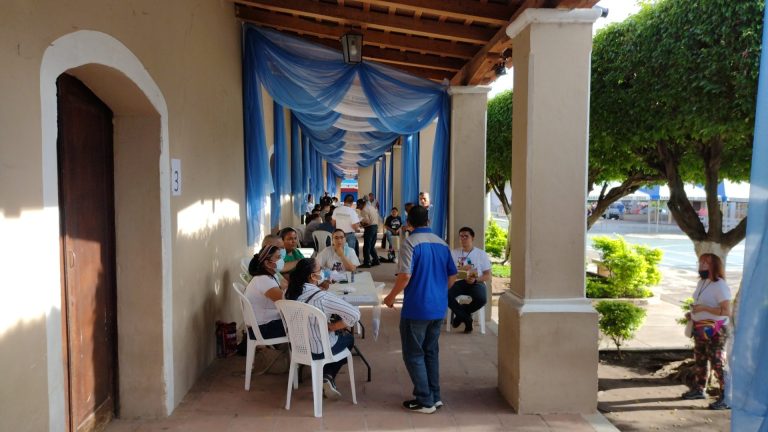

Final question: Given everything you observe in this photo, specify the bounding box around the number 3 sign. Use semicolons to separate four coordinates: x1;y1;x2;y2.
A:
171;159;182;196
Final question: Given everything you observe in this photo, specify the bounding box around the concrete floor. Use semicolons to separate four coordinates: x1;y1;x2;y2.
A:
106;259;613;432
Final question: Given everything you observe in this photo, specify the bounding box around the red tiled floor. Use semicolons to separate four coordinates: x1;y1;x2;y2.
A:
106;259;610;432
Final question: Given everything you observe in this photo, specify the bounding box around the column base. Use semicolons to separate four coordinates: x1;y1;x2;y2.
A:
497;292;598;414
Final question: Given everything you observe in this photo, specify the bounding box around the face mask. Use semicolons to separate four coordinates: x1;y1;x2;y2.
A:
313;271;325;284
699;270;709;279
275;258;285;272
280;248;287;259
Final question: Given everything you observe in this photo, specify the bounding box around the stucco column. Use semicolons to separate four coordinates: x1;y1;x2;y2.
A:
497;8;601;414
448;86;492;326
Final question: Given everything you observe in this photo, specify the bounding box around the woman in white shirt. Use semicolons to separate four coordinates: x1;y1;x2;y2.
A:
448;227;492;334
316;229;360;273
285;258;360;399
681;253;731;410
244;245;286;339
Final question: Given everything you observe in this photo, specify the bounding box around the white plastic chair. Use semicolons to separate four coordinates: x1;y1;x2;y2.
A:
446;296;486;335
312;231;332;253
275;299;357;418
232;282;289;390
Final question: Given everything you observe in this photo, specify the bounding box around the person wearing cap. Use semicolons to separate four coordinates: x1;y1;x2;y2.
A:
244;245;286;339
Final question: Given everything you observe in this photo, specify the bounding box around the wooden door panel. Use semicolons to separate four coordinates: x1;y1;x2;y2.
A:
57;73;117;432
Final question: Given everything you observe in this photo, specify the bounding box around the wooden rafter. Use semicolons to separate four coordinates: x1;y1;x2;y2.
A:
234;0;498;44
236;6;477;59
304;36;464;71
354;0;514;26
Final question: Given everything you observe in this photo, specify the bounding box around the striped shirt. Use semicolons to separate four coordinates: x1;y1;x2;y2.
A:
295;283;361;354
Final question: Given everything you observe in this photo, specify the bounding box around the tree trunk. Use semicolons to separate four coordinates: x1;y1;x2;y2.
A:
586;173;664;229
655;138;747;260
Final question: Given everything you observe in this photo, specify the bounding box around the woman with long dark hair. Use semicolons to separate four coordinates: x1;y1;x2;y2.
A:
285;258;360;399
244;245;285;339
681;253;732;410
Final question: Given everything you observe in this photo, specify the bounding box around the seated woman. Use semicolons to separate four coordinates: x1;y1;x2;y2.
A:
448;227;492;333
244;245;286;339
279;227;304;275
316;229;359;273
285;258;361;399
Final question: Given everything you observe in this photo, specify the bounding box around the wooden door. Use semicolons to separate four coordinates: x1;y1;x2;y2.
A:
57;73;118;432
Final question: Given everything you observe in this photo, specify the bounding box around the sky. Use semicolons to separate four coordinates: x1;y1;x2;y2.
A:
488;0;643;98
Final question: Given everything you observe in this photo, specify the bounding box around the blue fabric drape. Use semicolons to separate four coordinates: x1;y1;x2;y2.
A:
429;97;451;238
730;6;768;431
244;25;449;176
326;163;337;196
387;153;394;214
271;102;289;228
243;24;451;235
290;113;304;218
246;26;357;114
401;133;420;207
371;163;377;203
378;156;387;219
243;41;274;246
302;135;311;204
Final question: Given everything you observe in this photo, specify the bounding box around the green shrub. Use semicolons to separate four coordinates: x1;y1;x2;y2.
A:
595;300;647;359
589;236;662;298
485;219;507;259
492;263;510;278
587;276;619;298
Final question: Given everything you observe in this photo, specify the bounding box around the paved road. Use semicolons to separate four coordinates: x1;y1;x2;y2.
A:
587;219;745;272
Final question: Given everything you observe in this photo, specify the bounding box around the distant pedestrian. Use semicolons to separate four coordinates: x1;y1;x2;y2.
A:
383;206;457;414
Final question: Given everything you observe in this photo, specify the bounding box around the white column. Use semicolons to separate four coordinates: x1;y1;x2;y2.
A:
497;7;601;414
447;86;491;249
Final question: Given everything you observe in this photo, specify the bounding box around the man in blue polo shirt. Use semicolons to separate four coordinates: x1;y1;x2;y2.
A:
383;205;457;414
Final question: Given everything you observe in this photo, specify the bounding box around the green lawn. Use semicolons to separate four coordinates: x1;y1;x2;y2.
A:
492;263;510;278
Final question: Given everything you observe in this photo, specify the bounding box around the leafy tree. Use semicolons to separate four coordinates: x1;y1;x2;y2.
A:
588;0;762;259
486;90;513;261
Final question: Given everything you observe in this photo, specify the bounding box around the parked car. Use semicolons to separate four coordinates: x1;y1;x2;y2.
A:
602;203;624;220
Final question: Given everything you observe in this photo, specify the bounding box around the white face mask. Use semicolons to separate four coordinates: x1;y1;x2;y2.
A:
275;257;285;273
313;270;325;284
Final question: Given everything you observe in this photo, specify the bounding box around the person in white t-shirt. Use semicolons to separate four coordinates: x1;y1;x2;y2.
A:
448;227;492;334
244;245;286;339
316;229;360;273
331;194;361;252
681;253;732;410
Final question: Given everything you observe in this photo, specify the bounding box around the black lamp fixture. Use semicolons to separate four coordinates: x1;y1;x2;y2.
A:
340;33;363;64
494;63;507;77
495;48;513;77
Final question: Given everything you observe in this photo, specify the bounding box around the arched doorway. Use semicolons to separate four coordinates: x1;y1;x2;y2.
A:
41;31;174;429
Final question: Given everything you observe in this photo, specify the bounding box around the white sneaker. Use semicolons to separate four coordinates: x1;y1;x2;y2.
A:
323;377;342;400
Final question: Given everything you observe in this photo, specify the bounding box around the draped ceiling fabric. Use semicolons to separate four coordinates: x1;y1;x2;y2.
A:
730;6;768;430
243;24;451;237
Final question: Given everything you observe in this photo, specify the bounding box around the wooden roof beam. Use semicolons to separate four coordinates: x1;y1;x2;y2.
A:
304;36;464;71
235;0;497;44
355;0;514;26
236;6;478;59
451;0;547;85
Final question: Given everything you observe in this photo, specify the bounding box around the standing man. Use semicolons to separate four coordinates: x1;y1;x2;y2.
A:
359;198;381;268
383;206;457;414
418;192;433;221
368;192;380;211
332;194;361;252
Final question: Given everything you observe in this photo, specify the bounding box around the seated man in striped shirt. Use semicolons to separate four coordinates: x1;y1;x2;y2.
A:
285;258;360;399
